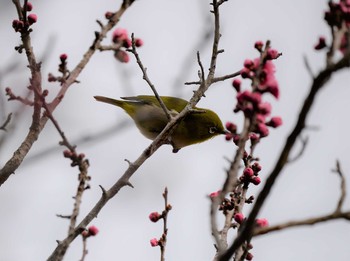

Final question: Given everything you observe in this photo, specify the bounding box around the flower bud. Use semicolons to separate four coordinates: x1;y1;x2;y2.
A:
232;78;241;92
149;212;161;222
135;38;144;47
60;53;68;62
243;167;254;178
254;40;264;51
88;225;99;236
150;238;159;247
266;116;283;128
251;176;261;185
246;252;254;260
234;213;245;224
105;11;113;19
27;14;37;25
256;218;269;227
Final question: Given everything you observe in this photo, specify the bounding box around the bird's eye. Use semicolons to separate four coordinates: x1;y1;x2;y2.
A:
209;126;217;134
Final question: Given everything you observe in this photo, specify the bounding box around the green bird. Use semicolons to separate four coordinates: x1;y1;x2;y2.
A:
94;95;226;152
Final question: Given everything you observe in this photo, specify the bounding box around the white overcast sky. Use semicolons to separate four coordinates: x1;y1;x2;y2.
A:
1;0;350;261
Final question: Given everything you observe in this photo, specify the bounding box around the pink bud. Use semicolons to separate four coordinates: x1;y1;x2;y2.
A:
60;53;68;62
81;230;89;237
25;2;33;11
209;190;221;198
27;13;37;25
251;176;261;186
256;218;269;227
266;49;280;60
114;50;130;63
225;122;237;133
266;116;283;128
244;59;254;69
149;212;161;222
240;67;251;79
258;102;272;116
135;38;144;47
246;252;254;260
232;78;241;92
252;162;262;173
256;123;269;137
88;225;99;236
234;213;245;224
243;167;254;178
112;28;128;43
150;238;159;247
105;11;113;19
254;41;264;51
249;133;259;143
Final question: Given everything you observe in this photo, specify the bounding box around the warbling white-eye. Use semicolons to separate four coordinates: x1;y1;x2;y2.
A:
94;95;226;152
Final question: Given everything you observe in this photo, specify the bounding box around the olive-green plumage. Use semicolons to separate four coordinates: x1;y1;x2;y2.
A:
94;95;226;152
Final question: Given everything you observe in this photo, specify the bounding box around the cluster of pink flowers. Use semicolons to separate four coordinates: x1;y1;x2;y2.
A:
12;2;37;32
226;41;282;144
111;28;144;63
316;0;350;53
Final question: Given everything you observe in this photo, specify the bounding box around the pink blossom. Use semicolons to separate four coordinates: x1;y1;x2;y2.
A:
244;59;254;69
114;50;130;63
246;252;254;260
255;114;266;123
240;67;251;78
258;102;272;116
232;78;241;92
88;225;99;236
256;218;269;227
249;133;259;143
243;167;254;178
252;162;262;173
60;53;68;62
266;82;279;99
150;238;159;247
249;92;262;105
27;13;37;24
135;38;144;47
149;212;161;222
266;49;280;60
254;40;264;51
25;2;33;11
234;213;245;224
266;116;283;128
251;176;261;186
225;122;237;133
209;190;221;198
112;28;129;43
257;123;269;137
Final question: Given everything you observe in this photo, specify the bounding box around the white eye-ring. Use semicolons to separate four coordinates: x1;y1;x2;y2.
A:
209;126;217;134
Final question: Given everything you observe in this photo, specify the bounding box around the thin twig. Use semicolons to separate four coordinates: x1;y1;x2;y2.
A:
333;160;346;213
0;113;12;131
128;33;171;120
287;136;309;163
160;187;171;261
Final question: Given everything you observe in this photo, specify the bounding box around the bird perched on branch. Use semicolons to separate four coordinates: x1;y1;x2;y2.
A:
94;95;226;152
